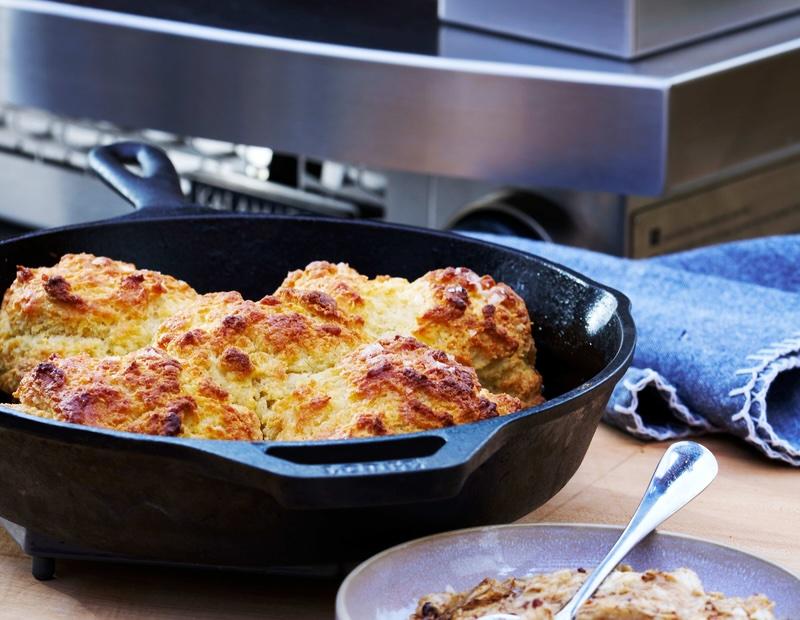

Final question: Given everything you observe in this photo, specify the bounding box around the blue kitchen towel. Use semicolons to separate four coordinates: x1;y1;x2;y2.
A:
470;233;800;466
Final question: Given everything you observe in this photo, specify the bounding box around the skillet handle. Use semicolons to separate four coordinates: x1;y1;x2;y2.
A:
88;142;190;210
190;422;506;510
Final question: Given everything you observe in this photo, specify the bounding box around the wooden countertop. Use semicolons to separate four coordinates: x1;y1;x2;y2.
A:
0;425;797;619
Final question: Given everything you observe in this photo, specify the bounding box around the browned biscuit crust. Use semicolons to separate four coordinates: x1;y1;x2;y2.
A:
0;254;197;393
154;290;366;437
7;257;540;441
14;347;261;440
277;262;544;405
273;336;522;440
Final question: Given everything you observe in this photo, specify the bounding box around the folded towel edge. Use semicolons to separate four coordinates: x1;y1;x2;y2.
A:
728;331;800;465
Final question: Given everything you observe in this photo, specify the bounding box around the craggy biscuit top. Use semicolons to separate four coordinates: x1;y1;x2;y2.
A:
14;347;261;440
154;290;367;435
273;336;522;440
279;261;375;319
5;257;542;440
413;566;776;619
0;254;197;393
412;267;543;406
277;262;544;406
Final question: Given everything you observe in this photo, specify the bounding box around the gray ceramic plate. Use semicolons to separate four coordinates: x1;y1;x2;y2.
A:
336;523;800;620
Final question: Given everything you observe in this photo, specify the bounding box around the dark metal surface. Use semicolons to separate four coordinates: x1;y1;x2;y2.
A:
62;0;440;53
89;141;186;209
0;144;635;568
0;516;343;580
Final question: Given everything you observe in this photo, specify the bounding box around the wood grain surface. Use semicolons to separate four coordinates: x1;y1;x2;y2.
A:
0;425;796;619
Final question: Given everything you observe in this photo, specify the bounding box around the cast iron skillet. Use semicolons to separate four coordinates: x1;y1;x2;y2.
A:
0;143;635;569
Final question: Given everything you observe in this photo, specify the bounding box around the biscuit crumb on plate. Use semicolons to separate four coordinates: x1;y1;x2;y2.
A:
412;566;775;619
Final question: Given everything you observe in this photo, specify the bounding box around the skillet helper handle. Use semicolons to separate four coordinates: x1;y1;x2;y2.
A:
88;142;189;210
195;423;502;510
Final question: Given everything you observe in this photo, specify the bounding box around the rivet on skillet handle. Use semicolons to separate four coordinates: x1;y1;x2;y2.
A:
88;141;189;210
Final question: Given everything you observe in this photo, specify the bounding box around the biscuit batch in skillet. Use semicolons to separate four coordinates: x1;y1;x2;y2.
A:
0;143;634;569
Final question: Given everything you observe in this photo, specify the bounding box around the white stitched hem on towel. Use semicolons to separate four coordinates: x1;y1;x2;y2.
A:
606;333;800;466
729;332;800;466
606;368;718;442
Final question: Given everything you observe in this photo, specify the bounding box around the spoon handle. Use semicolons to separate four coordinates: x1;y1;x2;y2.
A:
553;441;718;620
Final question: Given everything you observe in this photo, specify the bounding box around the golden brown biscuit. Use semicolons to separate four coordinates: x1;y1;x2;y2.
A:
413;566;776;619
413;267;543;406
273;336;522;440
277;262;543;405
153;290;366;436
0;254;197;393
7;255;542;441
13;347;261;440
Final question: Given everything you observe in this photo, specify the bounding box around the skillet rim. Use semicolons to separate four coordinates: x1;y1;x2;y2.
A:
0;212;635;455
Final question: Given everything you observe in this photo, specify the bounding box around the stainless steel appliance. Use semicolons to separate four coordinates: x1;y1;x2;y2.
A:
440;0;800;58
0;0;798;254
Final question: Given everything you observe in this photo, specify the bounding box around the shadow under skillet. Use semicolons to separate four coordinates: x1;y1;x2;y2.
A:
34;558;340;619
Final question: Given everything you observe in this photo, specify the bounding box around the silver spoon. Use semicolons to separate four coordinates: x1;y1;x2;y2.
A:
480;441;718;620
